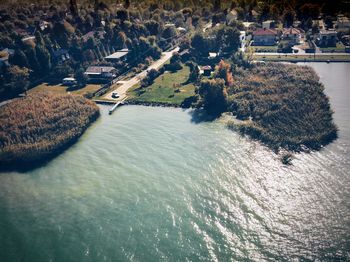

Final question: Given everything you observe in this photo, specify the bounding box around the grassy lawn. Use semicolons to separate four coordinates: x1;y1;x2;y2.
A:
254;54;350;62
127;65;196;106
320;42;346;53
252;45;278;52
29;83;102;96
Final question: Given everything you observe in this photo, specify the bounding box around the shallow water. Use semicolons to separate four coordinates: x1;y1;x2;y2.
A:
0;63;349;261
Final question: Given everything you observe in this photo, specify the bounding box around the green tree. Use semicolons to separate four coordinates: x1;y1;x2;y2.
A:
75;68;88;87
198;78;227;115
36;45;51;73
9;49;29;68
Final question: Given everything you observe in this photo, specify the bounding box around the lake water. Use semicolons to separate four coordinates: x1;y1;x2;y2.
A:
0;63;349;261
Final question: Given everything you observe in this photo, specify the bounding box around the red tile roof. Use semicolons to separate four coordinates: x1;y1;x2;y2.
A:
253;28;277;36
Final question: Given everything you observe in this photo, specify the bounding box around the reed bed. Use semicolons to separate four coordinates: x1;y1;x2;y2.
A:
0;93;99;167
227;63;337;151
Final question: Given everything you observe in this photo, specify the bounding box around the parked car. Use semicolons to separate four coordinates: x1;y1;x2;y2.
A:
112;92;120;98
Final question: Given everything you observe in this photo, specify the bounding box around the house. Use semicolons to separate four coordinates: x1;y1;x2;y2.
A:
84;66;116;80
336;15;350;29
253;28;278;46
198;65;212;76
281;28;305;45
177;27;187;33
316;30;338;47
179;49;191;62
208;52;218;59
226;9;238;24
105;48;129;62
39;21;51;31
239;31;246;51
52;49;70;63
262;20;275;29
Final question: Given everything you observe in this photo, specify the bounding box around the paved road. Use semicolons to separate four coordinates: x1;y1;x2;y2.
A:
104;47;180;101
254;52;350;56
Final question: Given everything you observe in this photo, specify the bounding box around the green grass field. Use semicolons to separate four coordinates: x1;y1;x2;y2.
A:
29;83;102;96
320;42;346;53
251;45;279;52
127;65;196;106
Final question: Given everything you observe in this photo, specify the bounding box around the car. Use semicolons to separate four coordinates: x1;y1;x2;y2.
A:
112;92;120;98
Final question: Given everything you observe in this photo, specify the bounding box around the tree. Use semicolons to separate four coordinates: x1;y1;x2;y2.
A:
186;61;200;83
215;60;233;87
145;20;161;36
3;66;30;96
9;49;29;68
75;68;88;87
198;78;227;115
125;0;130;9
36;45;51;73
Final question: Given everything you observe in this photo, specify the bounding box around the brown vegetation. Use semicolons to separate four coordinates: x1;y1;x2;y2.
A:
0;93;99;168
227;63;337;151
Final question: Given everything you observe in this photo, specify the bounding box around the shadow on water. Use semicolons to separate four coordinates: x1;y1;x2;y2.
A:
189;108;222;124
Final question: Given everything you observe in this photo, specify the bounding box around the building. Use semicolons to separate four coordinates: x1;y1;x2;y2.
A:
336;15;350;29
52;49;70;63
239;31;246;51
281;28;305;45
105;48;129;62
226;9;238;24
84;66;116;80
198;65;212;76
316;30;338;47
262;20;275;29
253;28;278;46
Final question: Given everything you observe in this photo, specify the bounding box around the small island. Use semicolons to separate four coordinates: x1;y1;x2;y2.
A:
0;93;99;169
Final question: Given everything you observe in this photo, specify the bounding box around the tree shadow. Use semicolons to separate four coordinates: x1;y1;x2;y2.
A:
189;108;222;124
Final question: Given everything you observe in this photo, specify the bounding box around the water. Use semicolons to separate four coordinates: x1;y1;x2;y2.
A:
0;63;350;261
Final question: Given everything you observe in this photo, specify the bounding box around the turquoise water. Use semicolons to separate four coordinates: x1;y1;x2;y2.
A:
0;64;350;261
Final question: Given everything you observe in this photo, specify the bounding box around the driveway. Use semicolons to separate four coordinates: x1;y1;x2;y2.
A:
104;47;180;101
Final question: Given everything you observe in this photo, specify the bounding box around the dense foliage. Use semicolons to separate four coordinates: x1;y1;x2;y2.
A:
0;93;99;167
226;63;338;151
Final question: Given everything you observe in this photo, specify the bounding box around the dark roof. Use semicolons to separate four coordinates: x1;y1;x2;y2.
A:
253;28;277;36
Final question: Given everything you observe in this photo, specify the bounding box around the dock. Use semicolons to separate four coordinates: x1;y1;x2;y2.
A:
108;99;127;115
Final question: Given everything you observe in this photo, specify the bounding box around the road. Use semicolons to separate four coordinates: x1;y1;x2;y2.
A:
254;52;350;56
104;47;180;101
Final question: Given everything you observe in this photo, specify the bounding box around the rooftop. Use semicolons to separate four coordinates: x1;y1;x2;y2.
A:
282;28;305;35
85;66;116;75
105;49;129;60
253;28;277;36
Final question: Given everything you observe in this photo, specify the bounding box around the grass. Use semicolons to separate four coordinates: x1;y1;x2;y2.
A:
30;83;102;96
127;65;196;106
251;45;279;52
253;54;350;62
0;93;99;169
319;42;346;52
